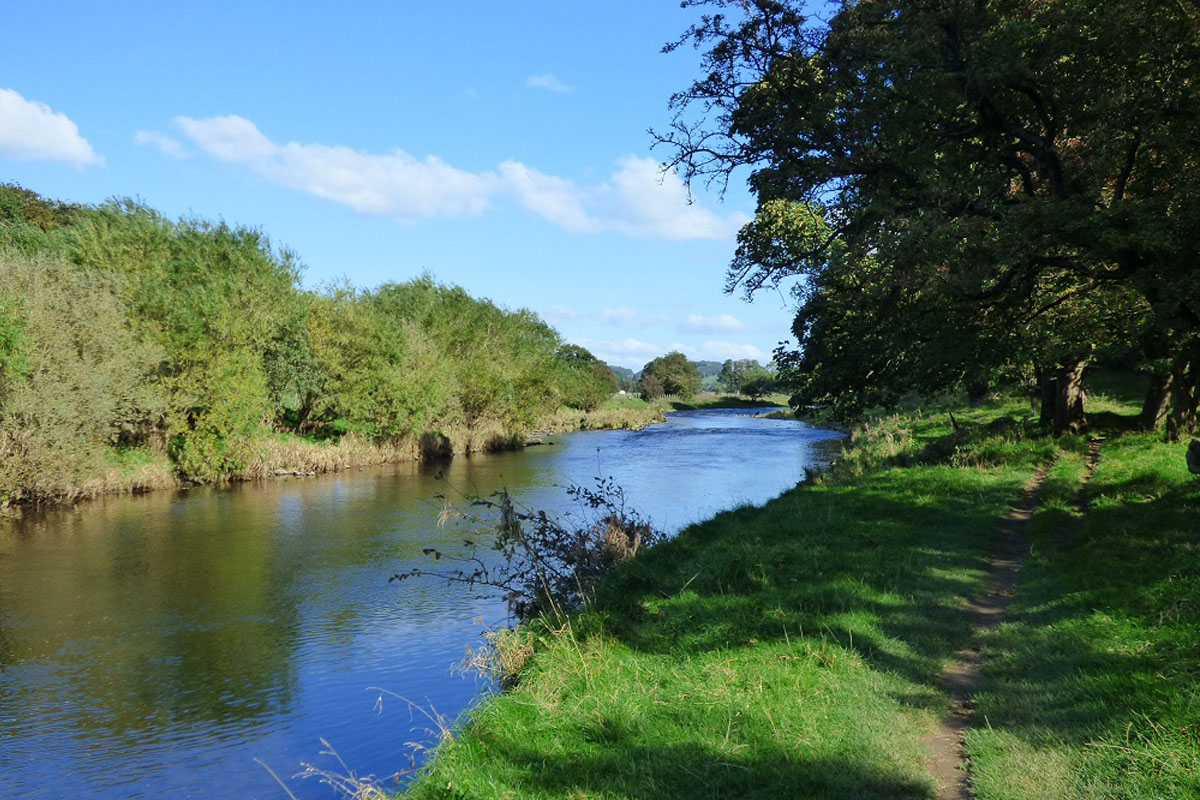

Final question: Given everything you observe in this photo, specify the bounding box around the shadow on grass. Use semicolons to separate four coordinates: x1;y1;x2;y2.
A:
593;469;1023;697
968;472;1200;796
461;738;931;800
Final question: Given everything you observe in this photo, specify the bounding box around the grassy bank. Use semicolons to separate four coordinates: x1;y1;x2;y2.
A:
0;397;667;510
539;394;668;433
400;392;1199;798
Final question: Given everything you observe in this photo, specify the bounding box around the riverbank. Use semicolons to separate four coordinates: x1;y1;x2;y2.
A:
0;396;669;511
400;390;1199;798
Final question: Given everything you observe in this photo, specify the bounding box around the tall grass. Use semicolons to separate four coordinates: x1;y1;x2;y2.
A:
400;393;1198;799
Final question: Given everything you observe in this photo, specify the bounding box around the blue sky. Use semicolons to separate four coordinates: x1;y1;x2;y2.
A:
0;1;803;370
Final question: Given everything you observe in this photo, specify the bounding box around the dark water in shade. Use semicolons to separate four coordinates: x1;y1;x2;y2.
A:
0;409;842;799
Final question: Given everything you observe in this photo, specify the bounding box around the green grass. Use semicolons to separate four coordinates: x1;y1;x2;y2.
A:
403;422;1049;798
967;433;1200;800
542;396;668;432
400;394;1200;799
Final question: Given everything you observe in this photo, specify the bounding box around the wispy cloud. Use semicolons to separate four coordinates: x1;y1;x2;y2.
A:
0;88;102;167
503;156;747;240
572;335;767;368
600;307;671;328
543;304;582;323
690;341;768;362
169;114;746;240
175;115;500;221
525;72;574;93
681;313;746;333
134;130;188;158
573;337;662;368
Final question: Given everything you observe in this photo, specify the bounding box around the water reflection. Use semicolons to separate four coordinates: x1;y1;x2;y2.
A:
0;410;841;799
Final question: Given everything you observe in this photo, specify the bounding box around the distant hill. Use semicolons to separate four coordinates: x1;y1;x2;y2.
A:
692;360;724;390
606;364;637;391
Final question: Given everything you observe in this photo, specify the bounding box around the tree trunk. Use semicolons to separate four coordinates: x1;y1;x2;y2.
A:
1038;368;1057;429
1139;372;1174;432
1053;359;1088;436
966;379;989;405
1166;360;1198;442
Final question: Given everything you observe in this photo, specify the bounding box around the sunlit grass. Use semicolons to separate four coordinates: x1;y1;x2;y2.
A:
403;451;1038;798
967;433;1200;800
402;395;1199;800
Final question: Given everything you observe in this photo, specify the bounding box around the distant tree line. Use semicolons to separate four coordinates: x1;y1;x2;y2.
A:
0;185;617;501
633;352;778;400
659;0;1200;435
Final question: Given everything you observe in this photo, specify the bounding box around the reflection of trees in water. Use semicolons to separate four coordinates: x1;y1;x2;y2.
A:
0;488;300;745
0;412;846;794
0;451;553;751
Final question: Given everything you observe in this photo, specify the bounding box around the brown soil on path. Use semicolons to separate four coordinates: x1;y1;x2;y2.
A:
921;462;1052;799
923;440;1105;799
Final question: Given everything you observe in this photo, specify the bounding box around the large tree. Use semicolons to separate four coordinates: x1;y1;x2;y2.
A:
642;351;703;399
658;0;1200;432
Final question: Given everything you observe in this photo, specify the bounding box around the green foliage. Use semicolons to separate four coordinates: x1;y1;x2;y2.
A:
0;183;80;232
0;186;623;499
738;364;778;400
0;253;164;501
661;1;1200;430
716;358;761;393
641;351;702;399
0;295;28;396
553;344;617;411
637;372;666;401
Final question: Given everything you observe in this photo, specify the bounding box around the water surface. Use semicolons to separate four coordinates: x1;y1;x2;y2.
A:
0;410;841;798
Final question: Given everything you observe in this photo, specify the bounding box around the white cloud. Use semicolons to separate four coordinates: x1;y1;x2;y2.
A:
134;130;188;158
606;156;749;240
525;73;574;93
500;160;599;233
600;307;670;328
693;341;768;362
0;88;102;167
168;113;745;239
503;155;747;241
573;335;768;368
176;115;274;161
174;114;501;221
543;304;582;323
573;337;662;368
681;313;746;333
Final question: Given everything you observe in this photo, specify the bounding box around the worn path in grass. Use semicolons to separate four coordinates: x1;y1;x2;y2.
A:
925;439;1107;799
401;394;1198;799
402;416;1055;799
923;461;1053;798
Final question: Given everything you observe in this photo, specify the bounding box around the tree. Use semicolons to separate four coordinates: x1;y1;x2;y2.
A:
658;0;1200;432
554;344;618;411
641;351;702;399
718;358;761;394
638;372;666;401
739;364;778;400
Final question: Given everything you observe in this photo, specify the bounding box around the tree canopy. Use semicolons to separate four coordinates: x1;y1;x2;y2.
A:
641;351;703;399
659;0;1200;432
0;185;616;500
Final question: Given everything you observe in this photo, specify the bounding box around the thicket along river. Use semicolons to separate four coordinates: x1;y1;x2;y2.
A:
0;409;842;799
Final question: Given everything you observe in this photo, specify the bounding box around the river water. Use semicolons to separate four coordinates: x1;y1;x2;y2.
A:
0;409;841;799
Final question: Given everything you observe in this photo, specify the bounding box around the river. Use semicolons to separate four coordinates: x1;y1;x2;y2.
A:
0;409;842;799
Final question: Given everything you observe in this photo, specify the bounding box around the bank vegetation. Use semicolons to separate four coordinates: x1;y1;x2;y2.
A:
0;185;641;507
